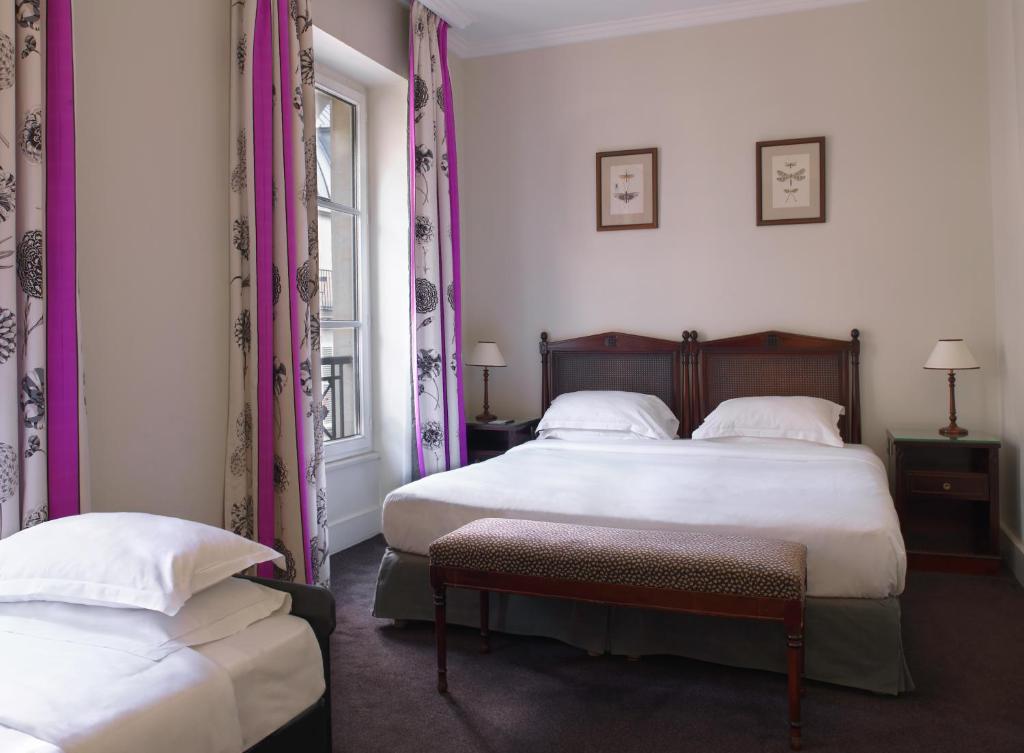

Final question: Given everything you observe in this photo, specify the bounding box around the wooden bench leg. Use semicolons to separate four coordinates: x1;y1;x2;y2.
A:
786;603;804;751
479;590;490;654
800;623;806;697
434;586;448;694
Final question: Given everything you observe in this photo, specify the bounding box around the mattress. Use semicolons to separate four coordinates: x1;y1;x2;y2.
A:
194;614;325;750
382;437;907;599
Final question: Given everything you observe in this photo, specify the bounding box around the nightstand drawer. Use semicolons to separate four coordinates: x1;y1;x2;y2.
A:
907;470;988;499
466;418;539;464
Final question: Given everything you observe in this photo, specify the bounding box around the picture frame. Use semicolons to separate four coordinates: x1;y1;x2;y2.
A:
756;137;826;226
596;148;659;231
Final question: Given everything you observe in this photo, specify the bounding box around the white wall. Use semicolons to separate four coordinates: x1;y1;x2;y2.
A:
70;0;1015;565
316;0;409;78
456;0;999;459
988;0;1024;582
75;0;410;541
76;0;229;526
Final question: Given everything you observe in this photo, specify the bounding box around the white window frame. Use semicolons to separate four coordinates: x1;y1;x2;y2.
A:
314;75;372;462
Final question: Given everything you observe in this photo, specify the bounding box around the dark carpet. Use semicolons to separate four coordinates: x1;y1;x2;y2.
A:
328;536;1024;753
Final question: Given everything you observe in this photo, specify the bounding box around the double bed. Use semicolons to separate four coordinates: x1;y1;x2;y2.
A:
374;329;913;695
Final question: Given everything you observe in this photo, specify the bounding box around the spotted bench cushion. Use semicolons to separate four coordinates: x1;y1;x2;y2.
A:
429;518;807;601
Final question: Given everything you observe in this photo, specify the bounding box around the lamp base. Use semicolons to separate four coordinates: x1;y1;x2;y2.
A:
939;424;968;438
476;410;497;423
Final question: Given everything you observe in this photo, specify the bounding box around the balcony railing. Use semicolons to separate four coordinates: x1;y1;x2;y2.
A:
321;354;353;441
319;270;333;311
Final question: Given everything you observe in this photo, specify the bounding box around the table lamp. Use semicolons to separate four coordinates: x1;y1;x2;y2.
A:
466;341;506;422
924;338;979;437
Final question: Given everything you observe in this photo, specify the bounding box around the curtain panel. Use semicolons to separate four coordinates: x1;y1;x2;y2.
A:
0;0;87;540
410;1;466;476
227;0;328;586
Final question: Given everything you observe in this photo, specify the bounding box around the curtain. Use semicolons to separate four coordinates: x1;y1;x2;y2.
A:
0;0;86;539
410;1;466;476
226;0;328;586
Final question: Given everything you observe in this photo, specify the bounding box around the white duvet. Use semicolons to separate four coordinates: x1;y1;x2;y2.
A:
382;438;907;599
0;631;243;753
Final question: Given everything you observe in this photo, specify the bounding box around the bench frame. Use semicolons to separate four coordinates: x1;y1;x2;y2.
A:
429;565;806;751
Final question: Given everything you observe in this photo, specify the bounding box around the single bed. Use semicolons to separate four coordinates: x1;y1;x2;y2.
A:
373;329;913;694
0;576;335;753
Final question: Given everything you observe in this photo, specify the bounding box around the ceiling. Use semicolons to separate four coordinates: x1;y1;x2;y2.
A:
420;0;865;58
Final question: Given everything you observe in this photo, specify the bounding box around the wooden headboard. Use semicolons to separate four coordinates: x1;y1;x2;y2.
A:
683;329;861;443
539;329;861;443
539;331;684;435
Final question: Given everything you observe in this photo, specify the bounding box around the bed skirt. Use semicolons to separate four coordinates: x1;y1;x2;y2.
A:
372;547;914;696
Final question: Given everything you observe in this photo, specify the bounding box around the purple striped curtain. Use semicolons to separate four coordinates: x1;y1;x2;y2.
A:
226;0;328;585
410;1;466;476
0;0;87;539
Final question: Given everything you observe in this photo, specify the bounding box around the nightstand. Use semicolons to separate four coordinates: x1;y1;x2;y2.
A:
466;419;539;464
886;428;1001;574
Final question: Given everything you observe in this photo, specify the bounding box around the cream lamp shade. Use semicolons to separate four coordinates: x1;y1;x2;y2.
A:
923;339;979;371
466;341;506;368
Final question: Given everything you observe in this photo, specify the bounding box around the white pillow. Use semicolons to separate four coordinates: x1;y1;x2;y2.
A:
691;396;845;447
538;427;664;442
0;513;284;615
538;390;679;440
0;577;290;660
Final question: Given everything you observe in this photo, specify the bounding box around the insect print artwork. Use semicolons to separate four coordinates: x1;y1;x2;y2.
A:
756;137;825;225
776;161;807;202
769;153;811;209
613;168;639;206
596;148;658;230
609;163;644;215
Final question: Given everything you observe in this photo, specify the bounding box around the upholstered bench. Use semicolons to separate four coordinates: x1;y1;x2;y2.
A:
428;518;808;751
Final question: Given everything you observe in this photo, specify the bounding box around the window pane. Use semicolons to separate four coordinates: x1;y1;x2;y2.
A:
315;90;355;206
317;209;355;322
320;327;359;440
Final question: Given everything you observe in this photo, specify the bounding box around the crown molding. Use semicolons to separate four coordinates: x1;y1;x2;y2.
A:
420;0;472;30
450;0;865;59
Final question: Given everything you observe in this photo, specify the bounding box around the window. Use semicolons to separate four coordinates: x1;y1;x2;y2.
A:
315;83;370;456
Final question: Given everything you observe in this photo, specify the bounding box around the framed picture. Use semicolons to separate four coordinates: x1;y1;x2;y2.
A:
596;148;658;231
756;137;826;225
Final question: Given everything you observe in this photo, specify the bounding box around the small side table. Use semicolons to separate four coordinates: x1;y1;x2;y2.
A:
466;419;539;464
886;428;1001;574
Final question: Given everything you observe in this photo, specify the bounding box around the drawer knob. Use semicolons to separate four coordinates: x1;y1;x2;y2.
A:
942;482;952;491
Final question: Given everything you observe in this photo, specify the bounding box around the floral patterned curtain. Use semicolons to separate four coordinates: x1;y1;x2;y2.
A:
226;0;328;585
0;0;87;540
411;1;466;475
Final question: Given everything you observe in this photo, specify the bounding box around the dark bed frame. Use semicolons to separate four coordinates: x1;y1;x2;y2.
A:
240;576;336;753
540;328;861;442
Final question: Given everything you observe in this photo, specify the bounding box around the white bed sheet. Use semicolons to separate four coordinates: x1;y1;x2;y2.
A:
382;438;907;599
195;614;325;750
0;614;324;753
0;631;243;753
0;727;61;753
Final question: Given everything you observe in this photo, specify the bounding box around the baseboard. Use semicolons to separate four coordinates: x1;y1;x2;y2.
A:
328;505;382;554
1000;524;1024;587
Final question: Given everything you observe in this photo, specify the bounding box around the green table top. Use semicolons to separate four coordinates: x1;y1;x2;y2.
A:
886;427;1001;446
